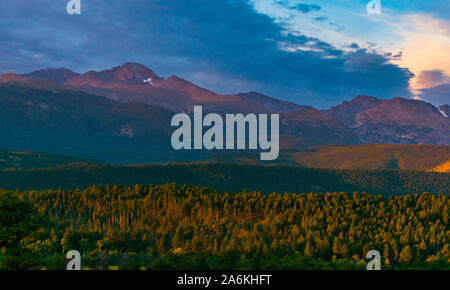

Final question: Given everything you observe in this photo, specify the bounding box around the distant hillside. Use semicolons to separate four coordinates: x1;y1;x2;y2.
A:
206;144;450;171
430;160;450;173
0;148;99;170
0;163;447;196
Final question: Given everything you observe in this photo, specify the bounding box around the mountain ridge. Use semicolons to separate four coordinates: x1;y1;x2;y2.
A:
0;62;445;163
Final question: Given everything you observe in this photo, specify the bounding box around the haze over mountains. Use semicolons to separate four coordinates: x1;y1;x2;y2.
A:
0;62;447;164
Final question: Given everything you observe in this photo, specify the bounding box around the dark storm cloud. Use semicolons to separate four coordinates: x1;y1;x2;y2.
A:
0;0;413;107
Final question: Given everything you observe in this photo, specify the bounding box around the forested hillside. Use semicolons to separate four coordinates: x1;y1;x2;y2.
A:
0;163;447;196
0;184;448;270
0;148;99;170
207;144;450;171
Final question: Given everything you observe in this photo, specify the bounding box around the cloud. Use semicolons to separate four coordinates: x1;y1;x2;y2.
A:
313;16;328;22
275;1;321;13
0;0;414;108
418;84;450;106
417;70;449;88
378;14;450;94
290;3;321;13
415;70;450;106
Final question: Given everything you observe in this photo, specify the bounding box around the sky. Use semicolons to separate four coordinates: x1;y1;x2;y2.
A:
0;0;448;108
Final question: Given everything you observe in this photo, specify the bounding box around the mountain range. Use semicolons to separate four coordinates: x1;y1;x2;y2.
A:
0;62;447;164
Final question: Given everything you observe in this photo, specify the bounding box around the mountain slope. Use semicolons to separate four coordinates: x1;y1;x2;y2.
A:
239;91;305;113
31;63;269;114
327;95;385;126
0;73;68;90
154;75;270;114
0;82;199;163
327;95;450;145
66;62;163;87
280;107;362;148
26;68;80;83
353;98;449;144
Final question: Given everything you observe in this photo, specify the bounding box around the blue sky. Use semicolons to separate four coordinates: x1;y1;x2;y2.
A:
0;0;448;107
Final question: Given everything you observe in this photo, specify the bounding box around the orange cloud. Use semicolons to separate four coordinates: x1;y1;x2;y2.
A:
390;14;450;94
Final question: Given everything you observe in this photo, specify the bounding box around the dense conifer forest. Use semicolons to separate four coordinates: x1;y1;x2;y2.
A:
0;163;448;196
0;183;448;270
